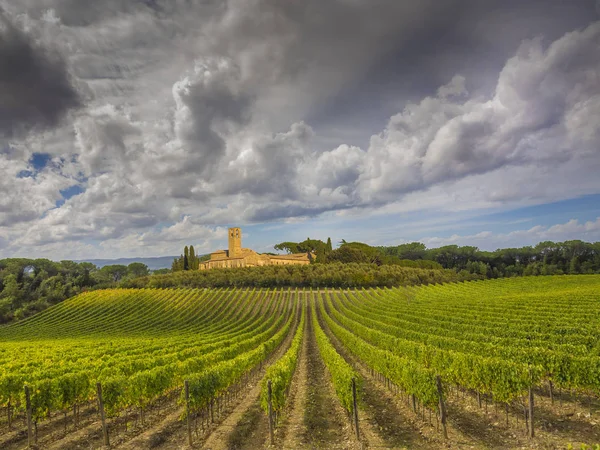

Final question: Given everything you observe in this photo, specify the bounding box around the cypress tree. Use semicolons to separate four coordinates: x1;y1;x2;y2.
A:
190;245;197;270
184;246;189;271
326;237;333;252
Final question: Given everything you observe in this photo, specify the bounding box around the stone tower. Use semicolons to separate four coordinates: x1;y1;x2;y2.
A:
228;227;242;258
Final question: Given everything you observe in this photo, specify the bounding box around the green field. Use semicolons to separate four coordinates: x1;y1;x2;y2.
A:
1;276;599;448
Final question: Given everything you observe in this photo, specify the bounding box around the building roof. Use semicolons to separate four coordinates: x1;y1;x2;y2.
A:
269;253;310;260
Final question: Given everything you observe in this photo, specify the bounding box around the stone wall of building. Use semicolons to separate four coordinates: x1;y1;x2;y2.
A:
198;227;311;270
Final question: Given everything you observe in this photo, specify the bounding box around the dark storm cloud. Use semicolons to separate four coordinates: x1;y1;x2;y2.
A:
0;12;81;137
11;0;157;26
247;203;342;223
177;69;253;174
308;0;599;142
2;0;600;258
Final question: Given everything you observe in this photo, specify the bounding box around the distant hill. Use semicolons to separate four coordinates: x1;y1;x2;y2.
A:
76;256;177;271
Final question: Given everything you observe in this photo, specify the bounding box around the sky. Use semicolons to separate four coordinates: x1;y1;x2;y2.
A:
1;0;600;259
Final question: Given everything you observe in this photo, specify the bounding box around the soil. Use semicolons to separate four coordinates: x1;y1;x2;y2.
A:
142;302;301;450
279;309;310;449
200;376;267;450
320;299;600;450
47;391;181;450
293;303;358;449
5;294;599;450
443;386;600;449
319;310;434;450
0;402;101;450
224;399;269;449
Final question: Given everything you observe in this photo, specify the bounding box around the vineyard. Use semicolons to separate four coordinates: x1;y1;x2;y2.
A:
0;276;599;449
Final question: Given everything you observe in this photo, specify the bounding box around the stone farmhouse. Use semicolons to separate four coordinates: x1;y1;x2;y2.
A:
198;227;311;270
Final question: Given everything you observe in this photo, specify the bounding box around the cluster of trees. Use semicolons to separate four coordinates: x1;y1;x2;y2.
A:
122;263;471;289
171;245;209;271
327;241;441;268
0;259;151;324
275;238;442;268
378;240;600;277
274;237;333;262
275;238;600;277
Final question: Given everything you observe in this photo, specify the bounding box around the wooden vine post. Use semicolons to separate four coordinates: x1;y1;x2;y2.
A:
185;380;192;446
25;385;33;448
436;375;448;440
526;366;535;439
267;380;275;445
352;378;360;440
528;383;535;438
96;382;109;447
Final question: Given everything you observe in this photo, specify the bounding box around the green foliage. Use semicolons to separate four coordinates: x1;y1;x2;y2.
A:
380;242;427;260
172;245;203;271
127;262;150;278
122;263;468;289
1;276;599;438
261;300;305;414
274;237;332;257
0;259;155;324
319;276;600;407
274;242;300;254
298;240;442;268
189;246;199;270
97;265;128;283
374;239;600;278
0;287;297;423
312;293;359;414
0;259;95;324
322;296;440;408
183;298;295;413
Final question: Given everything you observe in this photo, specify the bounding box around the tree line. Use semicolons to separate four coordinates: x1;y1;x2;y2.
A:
274;238;600;277
377;240;600;277
0;259;151;324
121;263;469;289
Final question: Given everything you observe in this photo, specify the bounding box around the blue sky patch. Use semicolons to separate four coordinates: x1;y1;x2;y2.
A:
56;185;85;207
30;153;53;171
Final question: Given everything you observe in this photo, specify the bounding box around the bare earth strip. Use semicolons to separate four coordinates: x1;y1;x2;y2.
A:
41;390;180;450
1;402;99;450
221;319;313;449
219;388;270;449
285;304;359;450
202;304;303;450
319;307;439;450
200;375;265;450
143;304;301;450
117;406;184;450
278;309;309;449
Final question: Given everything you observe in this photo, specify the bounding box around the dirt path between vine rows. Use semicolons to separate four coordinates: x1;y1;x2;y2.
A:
201;304;304;450
142;304;300;450
278;308;309;449
1;402;99;450
281;304;359;449
319;308;437;450
45;392;179;450
199;374;267;450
